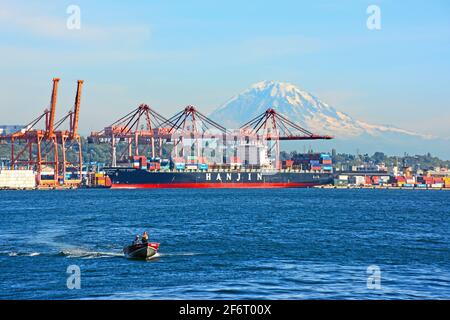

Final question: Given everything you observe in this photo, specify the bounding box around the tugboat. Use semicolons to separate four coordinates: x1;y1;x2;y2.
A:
123;242;160;260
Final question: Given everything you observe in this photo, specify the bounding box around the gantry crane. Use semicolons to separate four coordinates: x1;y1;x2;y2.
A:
89;104;172;166
53;80;84;185
2;78;60;186
1;78;85;187
164;105;229;162
239;108;333;168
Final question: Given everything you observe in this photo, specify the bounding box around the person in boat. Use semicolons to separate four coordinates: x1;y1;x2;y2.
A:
141;231;149;244
133;235;140;245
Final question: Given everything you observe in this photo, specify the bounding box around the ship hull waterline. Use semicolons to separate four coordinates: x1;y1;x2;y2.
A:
104;168;334;189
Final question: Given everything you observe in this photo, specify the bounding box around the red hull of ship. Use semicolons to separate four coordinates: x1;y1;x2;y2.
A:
111;182;317;189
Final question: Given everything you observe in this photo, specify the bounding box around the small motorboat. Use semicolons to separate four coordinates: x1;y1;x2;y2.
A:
123;242;160;260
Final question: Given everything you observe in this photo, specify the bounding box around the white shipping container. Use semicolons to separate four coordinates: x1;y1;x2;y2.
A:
0;170;36;188
431;183;444;188
354;176;366;185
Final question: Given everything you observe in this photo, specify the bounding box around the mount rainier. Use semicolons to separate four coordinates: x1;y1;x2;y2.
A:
209;81;447;158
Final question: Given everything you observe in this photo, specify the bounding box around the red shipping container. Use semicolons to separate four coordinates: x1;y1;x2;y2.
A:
285;160;294;167
230;156;241;163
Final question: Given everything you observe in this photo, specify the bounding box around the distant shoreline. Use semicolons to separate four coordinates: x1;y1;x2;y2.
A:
1;186;450;191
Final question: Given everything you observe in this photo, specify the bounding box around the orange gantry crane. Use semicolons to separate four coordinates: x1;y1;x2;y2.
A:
53;80;84;185
164;105;229;162
3;78;60;186
89;104;172;166
1;78;84;188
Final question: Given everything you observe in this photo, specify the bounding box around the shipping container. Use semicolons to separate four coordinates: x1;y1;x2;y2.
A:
334;179;348;186
351;176;365;185
431;183;444;188
285;160;294;167
147;162;161;171
230;156;241;164
175;163;186;170
139;157;147;167
186;164;198;170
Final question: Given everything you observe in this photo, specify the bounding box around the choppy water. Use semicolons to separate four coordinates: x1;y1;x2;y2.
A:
0;189;449;299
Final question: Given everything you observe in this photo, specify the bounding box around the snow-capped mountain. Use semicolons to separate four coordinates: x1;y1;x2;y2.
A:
209;81;447;157
210;80;425;138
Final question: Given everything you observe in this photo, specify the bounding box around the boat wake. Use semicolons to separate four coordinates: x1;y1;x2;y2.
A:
2;248;201;260
57;248;123;259
158;252;202;257
2;251;41;257
146;252;161;260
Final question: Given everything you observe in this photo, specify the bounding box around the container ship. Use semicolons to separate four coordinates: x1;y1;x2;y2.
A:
91;106;336;189
103;154;334;189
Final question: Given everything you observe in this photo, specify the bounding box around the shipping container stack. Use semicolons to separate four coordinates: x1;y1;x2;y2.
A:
319;154;333;172
291;153;333;172
414;176;449;188
94;173;106;186
160;159;171;171
130;155;147;169
371;176;380;185
310;159;321;171
444;177;450;188
146;157;161;171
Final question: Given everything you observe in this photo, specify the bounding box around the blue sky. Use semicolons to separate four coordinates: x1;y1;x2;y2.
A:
0;0;449;138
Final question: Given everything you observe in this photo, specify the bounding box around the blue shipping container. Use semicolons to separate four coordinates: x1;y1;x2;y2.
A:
403;183;413;187
175;163;186;170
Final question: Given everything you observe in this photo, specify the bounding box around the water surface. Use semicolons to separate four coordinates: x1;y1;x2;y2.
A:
0;189;449;299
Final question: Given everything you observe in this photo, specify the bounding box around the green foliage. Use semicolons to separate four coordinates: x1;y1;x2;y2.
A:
281;150;450;170
2;139;449;170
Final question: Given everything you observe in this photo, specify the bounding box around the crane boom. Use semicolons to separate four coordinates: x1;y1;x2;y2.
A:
46;77;60;136
70;80;84;138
